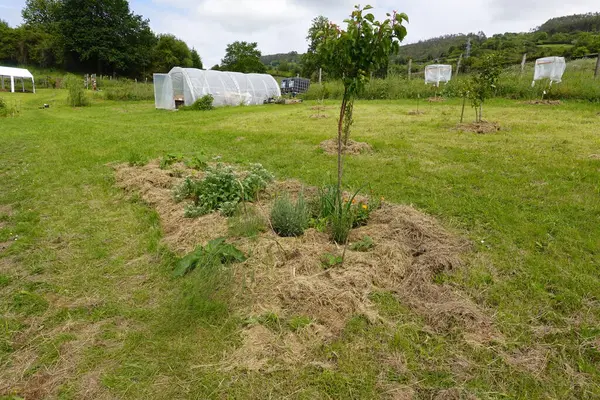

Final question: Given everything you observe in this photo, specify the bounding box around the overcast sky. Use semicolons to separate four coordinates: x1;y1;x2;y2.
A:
1;0;598;67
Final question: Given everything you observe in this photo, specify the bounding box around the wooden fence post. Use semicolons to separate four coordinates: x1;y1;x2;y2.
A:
595;54;600;79
408;59;412;80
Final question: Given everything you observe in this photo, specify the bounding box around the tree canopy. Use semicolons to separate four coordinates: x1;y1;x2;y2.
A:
0;0;202;78
220;41;266;73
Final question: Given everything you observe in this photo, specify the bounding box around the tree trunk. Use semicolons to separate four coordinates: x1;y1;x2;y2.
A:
337;91;348;195
342;99;354;146
460;96;466;123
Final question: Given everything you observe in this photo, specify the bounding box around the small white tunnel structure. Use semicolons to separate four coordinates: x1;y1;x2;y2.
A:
425;64;452;87
0;66;35;93
153;67;281;110
532;57;566;86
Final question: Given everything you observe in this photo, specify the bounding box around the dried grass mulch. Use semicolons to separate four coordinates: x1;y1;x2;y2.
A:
524;100;562;105
457;121;501;134
319;139;373;155
114;161;500;372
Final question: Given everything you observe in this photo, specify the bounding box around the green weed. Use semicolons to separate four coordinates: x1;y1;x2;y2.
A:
320;253;343;269
349;235;374;252
228;205;266;238
173;237;246;277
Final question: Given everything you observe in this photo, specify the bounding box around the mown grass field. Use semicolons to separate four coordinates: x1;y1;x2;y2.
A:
1;90;599;399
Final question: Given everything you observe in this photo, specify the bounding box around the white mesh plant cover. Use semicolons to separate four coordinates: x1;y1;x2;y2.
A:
153;74;175;109
532;57;566;87
425;64;452;87
153;67;281;110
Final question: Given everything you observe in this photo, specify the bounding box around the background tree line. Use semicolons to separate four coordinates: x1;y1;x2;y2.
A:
0;0;202;78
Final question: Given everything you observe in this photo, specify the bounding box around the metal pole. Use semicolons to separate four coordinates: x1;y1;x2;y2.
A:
408;59;412;80
521;54;527;75
319;68;322;84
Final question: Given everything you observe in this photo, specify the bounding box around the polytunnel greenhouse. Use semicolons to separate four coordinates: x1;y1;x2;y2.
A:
153;67;281;110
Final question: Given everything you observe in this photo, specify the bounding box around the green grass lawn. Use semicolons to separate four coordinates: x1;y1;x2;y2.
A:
1;90;599;399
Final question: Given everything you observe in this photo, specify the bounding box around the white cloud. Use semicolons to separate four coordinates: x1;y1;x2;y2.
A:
3;0;599;67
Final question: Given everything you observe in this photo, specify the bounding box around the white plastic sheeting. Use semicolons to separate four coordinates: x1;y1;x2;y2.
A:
154;67;281;110
153;74;175;110
532;57;566;86
0;66;35;93
425;64;452;86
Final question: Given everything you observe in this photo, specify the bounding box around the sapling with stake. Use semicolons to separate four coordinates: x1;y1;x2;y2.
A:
316;5;408;258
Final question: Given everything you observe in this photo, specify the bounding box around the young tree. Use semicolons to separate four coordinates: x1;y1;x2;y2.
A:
468;54;502;122
301;15;329;78
220;41;266;73
317;5;408;192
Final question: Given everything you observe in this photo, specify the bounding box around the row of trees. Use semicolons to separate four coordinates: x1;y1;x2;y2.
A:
0;0;202;78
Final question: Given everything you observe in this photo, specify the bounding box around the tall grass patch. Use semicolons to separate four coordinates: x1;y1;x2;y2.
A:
104;81;154;101
64;74;89;107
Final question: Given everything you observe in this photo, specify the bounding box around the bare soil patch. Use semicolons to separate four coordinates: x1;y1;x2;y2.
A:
0;240;12;253
457;122;501;134
0;204;14;216
428;96;445;103
408;110;425;115
114;161;498;372
588;154;600;160
310;114;328;119
320;139;373;155
524;100;561;105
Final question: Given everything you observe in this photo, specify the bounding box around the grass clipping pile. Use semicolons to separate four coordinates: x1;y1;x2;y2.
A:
320;139;373;155
115;161;494;372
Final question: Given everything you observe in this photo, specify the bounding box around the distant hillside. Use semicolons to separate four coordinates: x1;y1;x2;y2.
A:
394;33;486;63
261;12;600;76
260;52;302;66
538;12;600;34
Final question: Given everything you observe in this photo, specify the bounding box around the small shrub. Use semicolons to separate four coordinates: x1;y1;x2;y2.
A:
228;205;266;238
270;193;310;237
173;237;246;277
174;177;196;203
173;163;274;217
242;163;275;201
64;74;89;107
180;94;214;111
350;236;374;252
